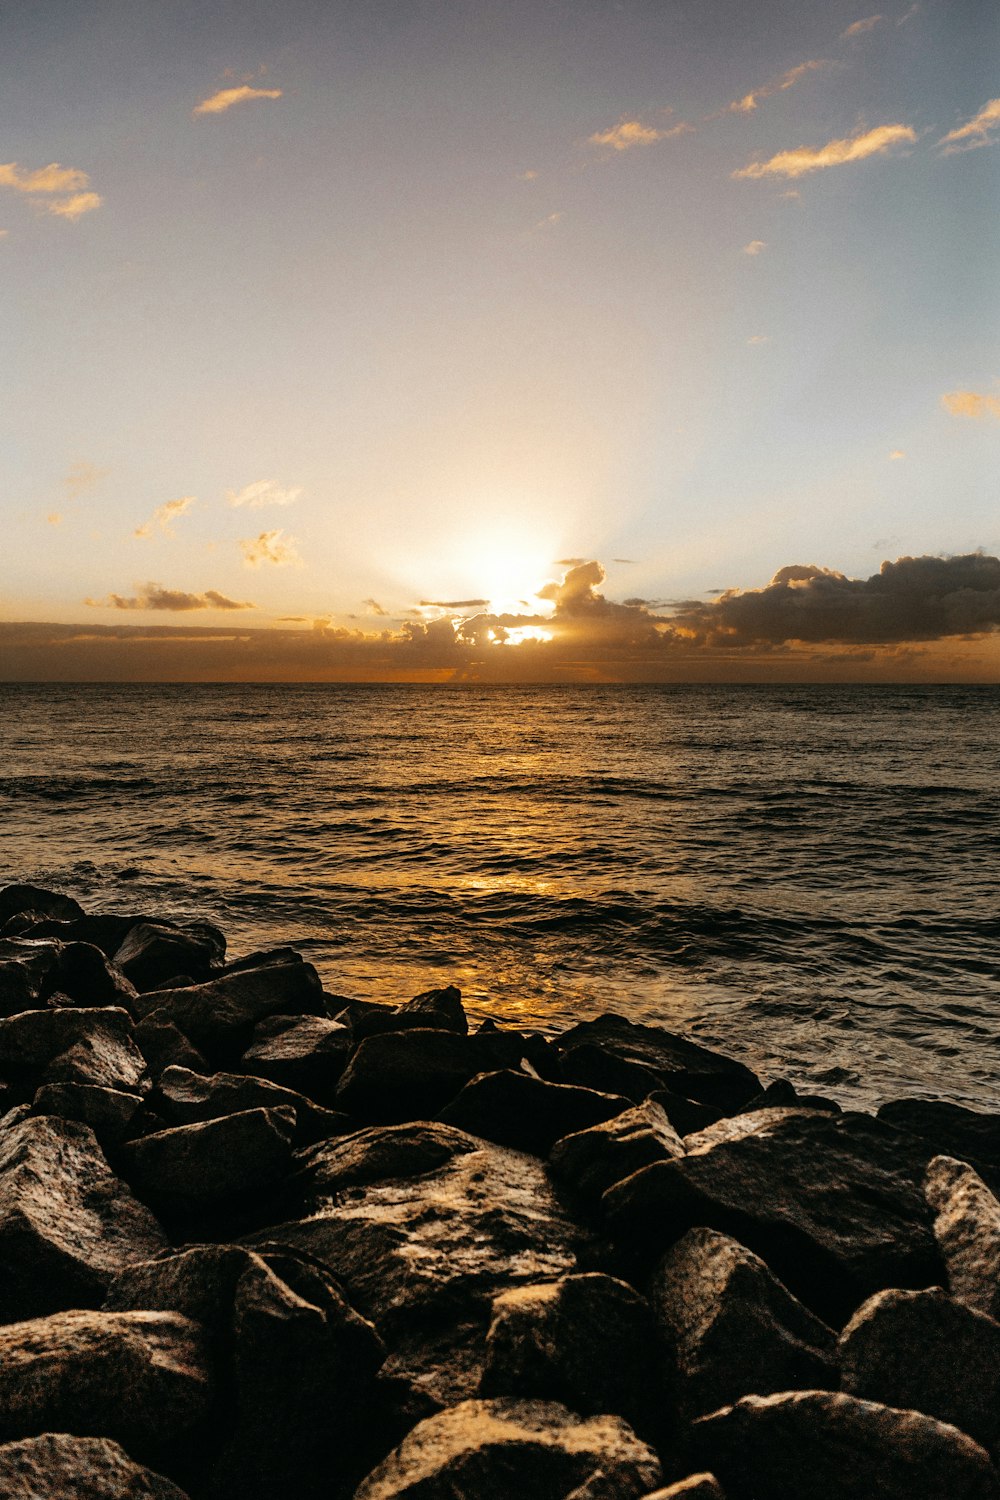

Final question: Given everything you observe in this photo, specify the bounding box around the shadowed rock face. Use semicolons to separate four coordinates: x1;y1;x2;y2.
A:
135;959;327;1056
438;1069;630;1156
240;1015;352;1102
152;1064;350;1145
333;1028;529;1123
0;1434;189;1499
112;921;225;992
0;886;85;929
925;1156;1000;1320
644;1477;726;1499
548;1098;684;1206
555;1014;761;1111
294;1121;481;1208
0;939;138;1018
0;1006;146;1097
119;1107;296;1209
880;1099;1000;1169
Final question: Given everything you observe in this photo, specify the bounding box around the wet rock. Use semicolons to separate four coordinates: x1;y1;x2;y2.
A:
352;984;469;1040
691;1390;1000;1500
0;912;149;958
335;1028;526;1124
738;1079;840;1115
438;1069;630;1155
0;1006;146;1097
119;1106;295;1208
479;1273;664;1438
880;1099;1000;1168
925;1156;1000;1319
556;1015;760;1111
0;1434;190;1499
0;1113;168;1321
31;1082;143;1145
839;1286;1000;1454
647;1089;725;1137
153;1064;350;1145
0;884;85;927
241;1014;352;1103
135;958;326;1058
683;1106;831;1153
549;1099;684;1207
603;1111;940;1324
643;1478;725;1499
354;1398;662;1500
295;1121;481;1207
0;939;137;1018
648;1227;836;1419
557;1042;667;1104
112;920;225;992
133;1017;208;1079
0;1308;211;1455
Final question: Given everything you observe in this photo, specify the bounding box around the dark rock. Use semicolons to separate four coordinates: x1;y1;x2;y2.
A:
647;1089;725;1137
0;1006;146;1097
0;884;84;927
549;1098;684;1207
0;1113;168;1321
438;1069;630;1155
119;1107;295;1208
556;1015;760;1110
738;1079;841;1115
1;913;148;958
647;1227;836;1419
354;1398;662;1500
31;1082;143;1145
295;1121;481;1207
882;1099;1000;1168
682;1106;832;1153
112;920;225;992
479;1272;664;1438
241;1014;352;1103
0;1308;211;1457
925;1156;1000;1320
153;1064;350;1145
557;1042;666;1104
0;938;137;1018
691;1390;1000;1500
840;1286;1000;1454
135;959;326;1057
352;984;469;1040
0;1434;190;1499
133;1017;208;1078
603;1111;941;1324
220;945;305;975
643;1478;726;1499
335;1028;533;1124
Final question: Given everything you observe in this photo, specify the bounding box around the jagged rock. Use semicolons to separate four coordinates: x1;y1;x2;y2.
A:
643;1478;725;1499
354;1398;662;1500
135;959;326;1057
0;1113;168;1321
648;1089;725;1137
353;985;469;1040
133;1017;208;1078
0;939;137;1018
647;1227;836;1419
0;885;85;927
738;1079;840;1115
241;1015;352;1103
691;1390;1000;1500
603;1112;940;1323
438;1070;630;1155
0;1434;190;1499
153;1065;349;1145
334;1028;527;1124
880;1100;1000;1168
31;1082;143;1145
557;1042;666;1104
839;1286;1000;1454
0;1309;211;1456
112;921;225;992
0;912;148;957
251;1136;590;1405
119;1107;295;1207
925;1156;1000;1319
295;1121;481;1208
479;1273;664;1437
556;1015;760;1110
0;1006;146;1097
683;1107;831;1153
548;1099;684;1207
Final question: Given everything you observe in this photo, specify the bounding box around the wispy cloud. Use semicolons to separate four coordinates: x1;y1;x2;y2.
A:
46;512;62;526
194;85;283;117
588;118;692;152
240;529;301;567
226;479;303;509
727;59;829;115
0;162;102;220
841;15;884;39
941;389;1000;421
734;123;916;179
743;240;766;255
747;335;770;345
363;598;389;617
64;461;109;498
534;211;563;231
46;192;103;220
889;449;906;460
938;98;1000;155
86;583;255;611
134;496;196;539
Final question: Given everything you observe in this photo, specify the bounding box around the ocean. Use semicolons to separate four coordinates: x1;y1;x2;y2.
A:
1;681;998;1111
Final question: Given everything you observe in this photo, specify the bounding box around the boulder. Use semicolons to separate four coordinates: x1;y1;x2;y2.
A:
647;1227;836;1419
737;1078;840;1116
548;1099;684;1207
0;939;137;1018
880;1099;1000;1168
0;885;84;927
135;959;326;1057
682;1107;832;1153
479;1273;664;1438
691;1390;1000;1500
925;1156;1000;1319
31;1082;143;1145
0;913;148;958
603;1112;941;1324
0;1006;146;1097
840;1286;1000;1454
354;1398;662;1500
438;1070;630;1156
0;1434;189;1499
555;1015;760;1111
352;985;469;1040
334;1028;526;1123
112;921;225;992
133;1018;208;1079
295;1121;481;1208
240;1015;352;1103
642;1478;725;1500
119;1107;295;1208
153;1065;349;1145
556;1042;667;1104
0;1113;168;1321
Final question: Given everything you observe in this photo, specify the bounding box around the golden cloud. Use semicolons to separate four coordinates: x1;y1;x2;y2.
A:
941;389;1000;421
743;240;766;255
46;192;103;220
728;59;828;114
734;123;916;179
939;98;1000;155
0;162;90;193
194;85;283;117
226;479;302;509
588;119;692;151
134;496;196;539
841;15;884;39
64;461;109;497
240;529;301;568
86;584;255;612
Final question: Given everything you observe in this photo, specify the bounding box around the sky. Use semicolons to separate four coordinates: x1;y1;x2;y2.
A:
2;0;999;681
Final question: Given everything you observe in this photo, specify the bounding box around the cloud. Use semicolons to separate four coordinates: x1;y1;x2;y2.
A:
46;192;103;220
588;119;692;151
240;529;300;568
193;85;283;117
841;15;884;38
941;389;1000;421
134;496;196;539
419;598;490;610
46;513;62;526
64;461;109;498
747;334;769;345
743;240;766;255
734;123;916;179
0;163;90;194
896;3;919;23
728;59;829;114
889;449;906;460
938;98;1000;155
519;169;539;181
226;479;303;509
534;211;563;230
86;583;255;612
363;598;389;617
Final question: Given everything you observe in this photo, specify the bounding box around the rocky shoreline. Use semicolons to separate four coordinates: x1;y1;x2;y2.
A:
0;882;999;1498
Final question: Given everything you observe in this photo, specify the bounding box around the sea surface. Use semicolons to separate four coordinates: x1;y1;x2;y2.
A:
1;682;998;1111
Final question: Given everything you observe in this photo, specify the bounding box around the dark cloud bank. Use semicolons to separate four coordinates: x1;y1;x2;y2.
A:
4;554;999;682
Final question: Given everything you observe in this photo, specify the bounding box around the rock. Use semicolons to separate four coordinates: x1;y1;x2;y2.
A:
0;939;137;1018
241;1015;352;1103
880;1099;1000;1168
354;1398;662;1500
840;1286;1000;1454
642;1478;725;1500
556;1042;667;1104
352;985;469;1040
647;1227;836;1419
133;1017;208;1078
295;1121;481;1208
438;1070;630;1155
0;885;85;927
0;1113;168;1321
135;959;326;1058
603;1111;940;1324
31;1082;143;1145
925;1156;1000;1319
0;1308;211;1457
0;1434;190;1499
119;1107;295;1208
0;912;147;958
738;1079;840;1115
691;1390;1000;1500
112;920;225;992
548;1099;685;1207
647;1089;725;1137
682;1106;831;1153
251;1136;590;1405
153;1064;349;1145
556;1015;760;1110
335;1028;526;1124
0;1006;146;1097
479;1273;664;1438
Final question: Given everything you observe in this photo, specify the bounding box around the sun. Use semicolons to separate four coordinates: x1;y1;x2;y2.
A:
455;531;558;617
